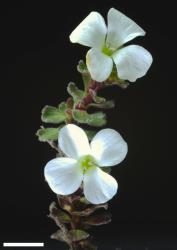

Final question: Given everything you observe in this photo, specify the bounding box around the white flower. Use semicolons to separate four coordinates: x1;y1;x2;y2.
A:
70;8;153;82
44;124;128;204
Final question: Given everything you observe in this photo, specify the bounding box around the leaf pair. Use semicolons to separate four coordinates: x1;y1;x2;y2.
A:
36;102;67;142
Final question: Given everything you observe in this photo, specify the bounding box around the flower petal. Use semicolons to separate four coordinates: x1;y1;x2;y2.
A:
106;8;145;49
44;157;83;195
59;124;91;159
91;128;128;167
69;11;107;49
112;45;153;82
86;48;113;82
83;167;118;204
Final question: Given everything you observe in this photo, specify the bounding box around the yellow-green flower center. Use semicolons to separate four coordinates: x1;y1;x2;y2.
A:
102;46;114;56
78;155;97;173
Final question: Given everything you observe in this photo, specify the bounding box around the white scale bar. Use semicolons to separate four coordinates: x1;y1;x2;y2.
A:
3;243;44;247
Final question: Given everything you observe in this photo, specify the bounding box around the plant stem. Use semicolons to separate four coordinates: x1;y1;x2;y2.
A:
45;78;113;249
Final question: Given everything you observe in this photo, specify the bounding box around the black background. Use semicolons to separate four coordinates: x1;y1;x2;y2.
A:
2;0;177;249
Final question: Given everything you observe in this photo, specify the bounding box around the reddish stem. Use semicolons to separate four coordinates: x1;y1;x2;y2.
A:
75;80;104;110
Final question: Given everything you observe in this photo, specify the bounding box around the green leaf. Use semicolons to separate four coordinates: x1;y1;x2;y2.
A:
77;60;88;74
72;203;108;216
77;60;91;91
67;82;85;103
83;74;91;92
85;211;111;226
51;230;65;242
49;202;71;223
85;130;97;141
68;229;89;242
41;105;66;124
58;102;67;112
89;89;106;103
36;127;59;142
73;110;106;127
88;100;115;109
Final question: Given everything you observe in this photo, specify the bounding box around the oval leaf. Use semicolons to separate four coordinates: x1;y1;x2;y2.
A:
89;89;106;104
51;230;65;242
77;60;88;74
85;211;111;226
36;127;59;142
41;105;66;124
68;229;89;242
88;100;115;109
73;110;106;127
77;60;91;91
58;102;67;112
49;202;71;223
72;203;108;216
67;82;85;103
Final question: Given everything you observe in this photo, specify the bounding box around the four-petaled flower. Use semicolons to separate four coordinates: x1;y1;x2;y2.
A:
44;124;128;204
70;8;153;83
